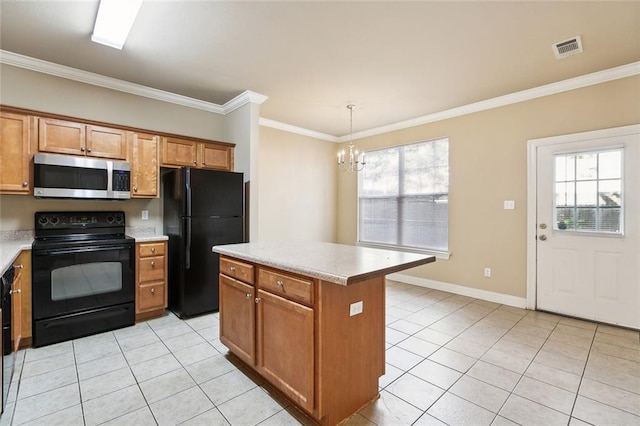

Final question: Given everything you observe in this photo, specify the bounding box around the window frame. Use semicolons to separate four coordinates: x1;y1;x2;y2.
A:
356;137;451;259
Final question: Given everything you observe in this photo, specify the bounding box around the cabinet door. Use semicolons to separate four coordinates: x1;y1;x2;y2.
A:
162;136;198;167
256;289;314;413
0;112;32;193
11;266;22;353
200;143;233;171
86;125;127;159
39;118;85;155
17;251;32;347
130;132;159;197
220;274;255;366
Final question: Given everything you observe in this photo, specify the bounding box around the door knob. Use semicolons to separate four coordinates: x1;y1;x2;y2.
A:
539;223;547;229
539;235;547;241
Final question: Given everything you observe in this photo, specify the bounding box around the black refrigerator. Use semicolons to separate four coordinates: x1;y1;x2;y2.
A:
163;167;244;318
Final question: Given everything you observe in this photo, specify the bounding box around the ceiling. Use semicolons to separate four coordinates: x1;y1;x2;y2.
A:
1;1;639;138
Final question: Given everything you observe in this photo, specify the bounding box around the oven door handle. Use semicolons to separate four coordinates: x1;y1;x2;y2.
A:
34;244;132;255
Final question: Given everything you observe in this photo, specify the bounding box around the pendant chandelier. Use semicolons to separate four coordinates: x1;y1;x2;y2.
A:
337;104;365;172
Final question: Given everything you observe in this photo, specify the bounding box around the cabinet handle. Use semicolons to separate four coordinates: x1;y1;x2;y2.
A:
151;261;155;267
246;293;251;299
10;289;21;295
151;247;156;253
87;148;92;153
80;147;85;152
150;288;155;294
193;160;197;164
255;297;261;304
14;264;23;269
133;186;138;192
276;280;284;287
22;181;28;188
229;266;236;272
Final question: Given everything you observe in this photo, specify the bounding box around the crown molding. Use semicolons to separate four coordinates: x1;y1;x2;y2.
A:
2;49;637;140
338;61;640;142
259;118;339;142
0;49;268;114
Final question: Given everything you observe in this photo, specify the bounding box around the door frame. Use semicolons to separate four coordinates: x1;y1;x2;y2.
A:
526;124;640;310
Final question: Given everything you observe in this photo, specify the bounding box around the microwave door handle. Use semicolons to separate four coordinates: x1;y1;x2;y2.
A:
185;217;191;270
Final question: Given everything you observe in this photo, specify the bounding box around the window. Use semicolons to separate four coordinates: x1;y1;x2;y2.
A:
358;138;449;252
554;148;623;234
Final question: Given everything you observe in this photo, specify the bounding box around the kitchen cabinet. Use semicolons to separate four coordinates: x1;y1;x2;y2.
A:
135;242;167;321
219;257;315;415
129;132;160;198
39;118;127;160
17;250;32;349
0;111;35;194
161;136;234;171
11;262;24;353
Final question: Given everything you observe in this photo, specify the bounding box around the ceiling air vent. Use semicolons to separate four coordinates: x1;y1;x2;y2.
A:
553;35;583;59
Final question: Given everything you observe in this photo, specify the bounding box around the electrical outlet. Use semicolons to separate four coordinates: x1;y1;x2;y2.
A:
350;301;363;316
141;210;149;221
484;267;492;278
504;200;515;210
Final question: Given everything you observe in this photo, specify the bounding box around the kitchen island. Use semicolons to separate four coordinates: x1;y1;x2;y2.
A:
212;241;435;425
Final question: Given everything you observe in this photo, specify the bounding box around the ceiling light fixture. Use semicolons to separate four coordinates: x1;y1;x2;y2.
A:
91;0;143;50
337;104;365;172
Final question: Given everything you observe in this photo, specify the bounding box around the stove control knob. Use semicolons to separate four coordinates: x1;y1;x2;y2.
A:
106;215;115;224
38;216;49;226
50;217;59;225
116;215;123;224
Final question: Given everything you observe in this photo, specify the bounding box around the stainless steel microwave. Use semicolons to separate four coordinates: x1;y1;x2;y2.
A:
34;153;131;200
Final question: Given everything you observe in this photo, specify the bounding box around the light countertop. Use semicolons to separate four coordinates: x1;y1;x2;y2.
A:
0;239;33;275
212;241;435;285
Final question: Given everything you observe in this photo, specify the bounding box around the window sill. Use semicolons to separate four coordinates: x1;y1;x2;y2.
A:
356;242;451;260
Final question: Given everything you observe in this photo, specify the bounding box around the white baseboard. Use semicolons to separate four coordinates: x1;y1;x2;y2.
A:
386;273;527;309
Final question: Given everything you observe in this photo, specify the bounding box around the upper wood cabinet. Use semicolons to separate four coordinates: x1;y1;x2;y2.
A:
39;118;127;160
162;136;234;171
129;132;160;198
0;111;35;194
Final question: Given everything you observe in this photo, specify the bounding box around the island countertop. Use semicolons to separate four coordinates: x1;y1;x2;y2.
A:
212;241;435;285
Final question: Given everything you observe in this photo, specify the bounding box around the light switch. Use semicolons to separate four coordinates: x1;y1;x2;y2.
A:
141;210;149;220
504;200;515;210
350;301;363;316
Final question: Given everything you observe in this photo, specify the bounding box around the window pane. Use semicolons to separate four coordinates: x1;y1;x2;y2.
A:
598;179;621;207
359;198;398;244
576;181;597;206
555;182;575;207
576;208;597;231
555;155;575;182
598;150;621;179
576;153;597;180
360;148;399;196
599;207;621;232
400;195;448;251
556;207;575;230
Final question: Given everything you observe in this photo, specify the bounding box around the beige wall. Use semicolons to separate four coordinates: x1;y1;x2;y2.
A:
337;75;640;298
258;126;337;242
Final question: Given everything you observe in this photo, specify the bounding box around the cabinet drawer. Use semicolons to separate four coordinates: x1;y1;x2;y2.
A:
258;268;313;306
220;257;254;285
138;282;166;312
139;242;165;257
139;256;165;282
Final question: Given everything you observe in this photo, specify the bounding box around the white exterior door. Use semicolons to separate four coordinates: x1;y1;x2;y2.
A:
534;126;640;329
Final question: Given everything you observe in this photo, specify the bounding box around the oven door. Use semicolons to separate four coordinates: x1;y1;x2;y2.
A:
32;242;135;320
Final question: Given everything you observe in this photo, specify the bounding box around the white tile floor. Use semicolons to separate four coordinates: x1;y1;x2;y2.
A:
1;280;639;425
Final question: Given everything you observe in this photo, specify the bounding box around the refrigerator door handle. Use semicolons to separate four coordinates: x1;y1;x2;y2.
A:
185;217;192;269
185;168;192;217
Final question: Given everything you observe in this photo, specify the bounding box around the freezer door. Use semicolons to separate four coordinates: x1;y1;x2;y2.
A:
181;216;244;316
188;168;243;218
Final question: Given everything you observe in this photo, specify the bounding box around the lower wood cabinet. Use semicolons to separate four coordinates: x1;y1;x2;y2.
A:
219;255;385;426
135;241;167;321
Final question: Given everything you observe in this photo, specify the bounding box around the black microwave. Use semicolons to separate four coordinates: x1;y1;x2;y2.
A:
34;153;131;200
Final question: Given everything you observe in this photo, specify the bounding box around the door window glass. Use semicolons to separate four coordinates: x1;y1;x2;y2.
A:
554;149;622;233
51;262;122;301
